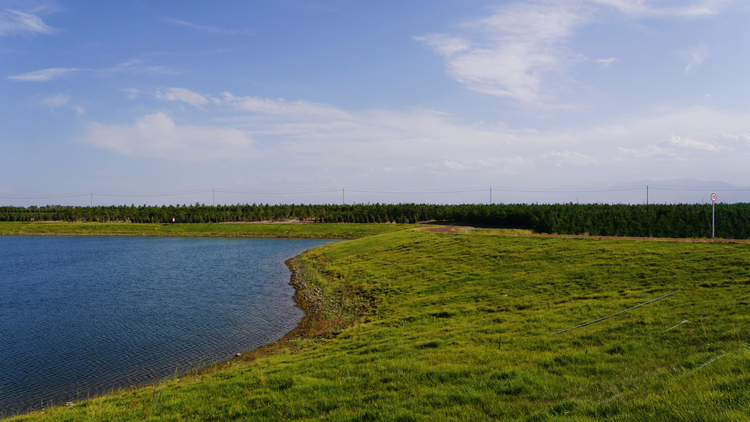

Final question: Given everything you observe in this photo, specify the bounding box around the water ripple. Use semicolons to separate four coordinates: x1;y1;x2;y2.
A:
0;236;332;414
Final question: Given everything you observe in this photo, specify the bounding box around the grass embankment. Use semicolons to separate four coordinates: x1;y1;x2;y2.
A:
0;222;409;239
7;229;750;421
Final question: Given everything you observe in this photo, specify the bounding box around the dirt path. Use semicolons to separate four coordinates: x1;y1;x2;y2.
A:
420;224;472;234
421;224;750;243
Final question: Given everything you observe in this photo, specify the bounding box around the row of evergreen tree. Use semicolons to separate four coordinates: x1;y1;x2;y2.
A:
2;202;748;239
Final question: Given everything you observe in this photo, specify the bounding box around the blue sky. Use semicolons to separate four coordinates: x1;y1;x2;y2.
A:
2;0;749;206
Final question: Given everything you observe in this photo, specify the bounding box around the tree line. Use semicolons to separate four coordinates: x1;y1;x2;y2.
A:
2;202;748;239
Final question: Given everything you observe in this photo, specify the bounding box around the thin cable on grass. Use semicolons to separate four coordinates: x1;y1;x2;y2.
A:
600;351;730;404
547;291;680;336
679;353;729;378
666;320;689;331
153;389;163;408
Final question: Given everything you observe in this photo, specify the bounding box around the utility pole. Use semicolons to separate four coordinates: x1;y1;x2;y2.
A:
91;193;93;207
213;189;215;207
342;188;345;205
646;185;649;206
711;192;717;240
490;187;492;205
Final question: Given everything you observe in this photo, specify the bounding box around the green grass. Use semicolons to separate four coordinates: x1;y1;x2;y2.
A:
6;229;750;421
0;222;410;239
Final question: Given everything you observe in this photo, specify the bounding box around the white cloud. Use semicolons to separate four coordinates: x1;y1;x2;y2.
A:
0;9;56;36
97;60;177;76
121;88;140;99
8;67;81;81
617;145;671;157
84;113;254;161
10;61;176;83
165;18;247;35
680;43;710;73
542;151;599;167
597;57;617;66
668;135;730;151
719;132;750;142
39;93;69;109
417;2;585;103
84;88;750;188
416;1;724;105
438;156;535;173
221;92;347;117
589;0;723;18
415;34;470;56
37;93;83;114
157;87;210;106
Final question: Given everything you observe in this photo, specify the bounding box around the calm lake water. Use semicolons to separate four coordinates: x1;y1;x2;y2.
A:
0;236;333;413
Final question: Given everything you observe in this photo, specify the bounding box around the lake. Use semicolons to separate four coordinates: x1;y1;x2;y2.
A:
0;236;333;413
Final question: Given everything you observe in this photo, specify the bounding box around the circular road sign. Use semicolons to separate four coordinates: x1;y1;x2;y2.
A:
711;193;718;202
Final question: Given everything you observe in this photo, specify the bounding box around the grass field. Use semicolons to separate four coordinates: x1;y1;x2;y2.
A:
5;228;750;421
0;222;410;239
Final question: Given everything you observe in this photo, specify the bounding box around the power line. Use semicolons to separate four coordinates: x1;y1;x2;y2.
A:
347;188;487;194
215;188;341;195
649;186;750;192
0;193;91;199
1;184;747;201
93;189;215;197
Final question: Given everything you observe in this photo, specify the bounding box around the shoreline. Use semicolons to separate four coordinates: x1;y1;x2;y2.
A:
0;232;348;239
121;255;333;390
198;256;329;372
1;249;333;418
112;255;332;391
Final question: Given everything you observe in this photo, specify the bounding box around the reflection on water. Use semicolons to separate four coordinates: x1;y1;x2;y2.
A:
0;236;332;413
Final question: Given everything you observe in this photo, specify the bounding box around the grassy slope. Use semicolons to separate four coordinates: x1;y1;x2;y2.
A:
7;229;750;421
0;222;409;239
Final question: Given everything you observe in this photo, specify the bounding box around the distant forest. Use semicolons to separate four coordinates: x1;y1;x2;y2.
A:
2;203;749;239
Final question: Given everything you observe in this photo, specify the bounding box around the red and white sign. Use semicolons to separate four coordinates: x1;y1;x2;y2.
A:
711;193;717;202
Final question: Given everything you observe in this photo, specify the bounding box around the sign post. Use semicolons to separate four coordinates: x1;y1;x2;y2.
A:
711;192;717;240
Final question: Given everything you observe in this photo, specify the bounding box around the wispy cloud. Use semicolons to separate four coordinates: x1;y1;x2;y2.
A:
283;1;340;13
39;93;69;109
221;92;347;117
157;87;211;106
9;60;176;82
84;113;254;161
121;88;140;99
85;88;750;187
719;132;750;142
416;2;585;103
165;18;248;35
668;135;729;151
38;93;84;114
416;1;724;105
96;59;177;76
617;145;672;158
0;9;56;36
8;67;81;81
542;151;599;167
589;0;724;18
438;156;535;173
680;43;710;73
